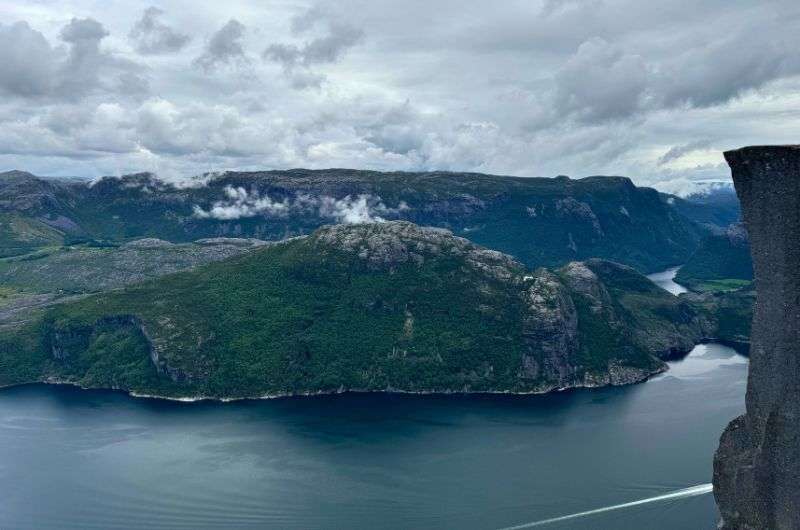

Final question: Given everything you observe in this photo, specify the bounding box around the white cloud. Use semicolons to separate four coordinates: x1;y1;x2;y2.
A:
652;177;734;198
193;186;408;223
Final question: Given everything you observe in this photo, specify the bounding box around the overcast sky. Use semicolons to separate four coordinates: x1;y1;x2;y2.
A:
1;0;799;193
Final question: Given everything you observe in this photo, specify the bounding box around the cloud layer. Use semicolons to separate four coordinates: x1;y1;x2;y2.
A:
1;0;799;193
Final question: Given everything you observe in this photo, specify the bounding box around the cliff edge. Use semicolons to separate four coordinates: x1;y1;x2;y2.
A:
714;145;800;529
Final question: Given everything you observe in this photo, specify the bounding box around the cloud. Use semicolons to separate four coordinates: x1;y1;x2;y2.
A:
194;19;248;71
553;38;649;123
58;18;111;97
193;186;407;223
129;7;190;55
263;6;364;88
655;22;800;109
540;0;599;17
134;97;290;157
658;140;712;166
652;177;734;198
2;0;800;191
0;22;59;97
193;186;291;219
0;18;146;101
547;12;800;125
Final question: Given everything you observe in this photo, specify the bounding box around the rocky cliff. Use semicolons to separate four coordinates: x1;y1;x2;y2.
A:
714;145;800;529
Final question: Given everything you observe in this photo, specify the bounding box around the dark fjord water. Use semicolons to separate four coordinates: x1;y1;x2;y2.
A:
0;344;746;530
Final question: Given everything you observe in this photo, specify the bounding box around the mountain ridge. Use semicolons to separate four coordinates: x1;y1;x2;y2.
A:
1;168;704;273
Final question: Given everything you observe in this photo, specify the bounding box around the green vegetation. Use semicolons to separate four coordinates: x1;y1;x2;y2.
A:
690;279;752;293
0;223;698;398
0;213;64;258
2;169;704;273
0;168;753;398
565;259;706;362
675;225;753;291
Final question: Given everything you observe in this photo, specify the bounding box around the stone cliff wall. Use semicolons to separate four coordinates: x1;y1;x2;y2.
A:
714;145;800;529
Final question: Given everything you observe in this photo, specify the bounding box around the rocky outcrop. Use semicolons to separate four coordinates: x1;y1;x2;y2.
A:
312;221;524;280
714;145;800;529
725;222;749;247
0;237;268;295
519;271;579;383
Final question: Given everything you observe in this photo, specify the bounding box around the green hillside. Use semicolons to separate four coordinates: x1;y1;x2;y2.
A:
675;223;753;291
0;222;711;398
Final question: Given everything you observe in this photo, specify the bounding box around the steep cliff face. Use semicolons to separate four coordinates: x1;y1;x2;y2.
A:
714;145;800;529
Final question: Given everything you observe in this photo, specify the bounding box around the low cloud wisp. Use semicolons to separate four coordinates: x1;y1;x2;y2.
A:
192;186;409;224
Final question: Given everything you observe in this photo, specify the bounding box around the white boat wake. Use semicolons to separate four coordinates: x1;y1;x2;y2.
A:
498;483;713;529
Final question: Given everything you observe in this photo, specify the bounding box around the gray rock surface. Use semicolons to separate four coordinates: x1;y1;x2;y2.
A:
714;145;800;529
519;270;579;382
0;237;265;294
311;221;525;280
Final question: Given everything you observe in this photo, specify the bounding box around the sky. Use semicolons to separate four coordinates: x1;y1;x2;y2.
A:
1;0;799;194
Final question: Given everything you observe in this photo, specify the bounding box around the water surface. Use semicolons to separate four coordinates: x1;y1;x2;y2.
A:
646;266;689;295
0;343;746;530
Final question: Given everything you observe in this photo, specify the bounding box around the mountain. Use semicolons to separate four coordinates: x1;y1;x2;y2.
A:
664;186;742;230
688;288;754;349
0;222;711;399
0;169;701;273
675;223;753;291
0;170;88;258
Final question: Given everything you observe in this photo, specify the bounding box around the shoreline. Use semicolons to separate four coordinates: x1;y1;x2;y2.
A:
1;336;749;405
0;364;667;404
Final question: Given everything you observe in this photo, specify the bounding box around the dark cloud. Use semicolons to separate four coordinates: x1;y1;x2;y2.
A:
129;7;190;55
194;19;248;71
0;22;59;97
553;38;649;123
539;7;800;125
655;23;800;108
263;7;364;89
0;18;146;101
658;140;712;166
58;18;111;98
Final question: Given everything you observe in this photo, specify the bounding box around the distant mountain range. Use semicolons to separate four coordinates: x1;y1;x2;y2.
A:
0;168;735;273
663;186;742;230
